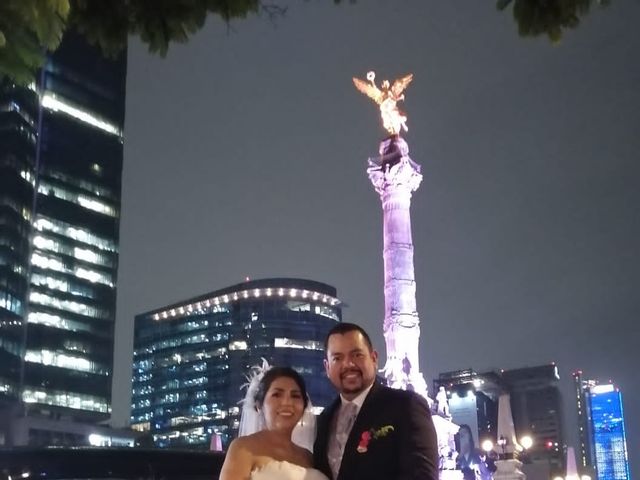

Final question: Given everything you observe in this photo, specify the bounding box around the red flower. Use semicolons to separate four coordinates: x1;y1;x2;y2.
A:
357;431;372;453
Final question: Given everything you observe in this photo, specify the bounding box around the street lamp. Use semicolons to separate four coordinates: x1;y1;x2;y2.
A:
481;439;494;453
519;435;533;464
520;436;533;450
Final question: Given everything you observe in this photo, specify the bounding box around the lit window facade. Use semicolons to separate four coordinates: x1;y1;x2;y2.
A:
131;278;341;449
0;31;126;430
587;384;630;480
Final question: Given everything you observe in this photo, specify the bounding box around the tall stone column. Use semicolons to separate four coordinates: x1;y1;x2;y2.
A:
367;135;429;399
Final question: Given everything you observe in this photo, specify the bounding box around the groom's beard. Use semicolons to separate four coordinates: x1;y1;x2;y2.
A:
339;368;366;394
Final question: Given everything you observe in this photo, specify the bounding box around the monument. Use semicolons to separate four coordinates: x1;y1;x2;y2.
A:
493;394;526;480
353;70;429;397
354;71;490;479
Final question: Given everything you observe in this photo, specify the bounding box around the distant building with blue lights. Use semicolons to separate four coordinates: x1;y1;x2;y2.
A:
130;278;341;449
584;381;630;480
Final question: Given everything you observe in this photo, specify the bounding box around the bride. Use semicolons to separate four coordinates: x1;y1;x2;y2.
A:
220;363;329;480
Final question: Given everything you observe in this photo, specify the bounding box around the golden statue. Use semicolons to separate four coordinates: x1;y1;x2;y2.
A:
353;71;413;135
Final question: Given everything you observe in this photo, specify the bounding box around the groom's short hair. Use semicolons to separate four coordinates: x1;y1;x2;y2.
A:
324;322;374;352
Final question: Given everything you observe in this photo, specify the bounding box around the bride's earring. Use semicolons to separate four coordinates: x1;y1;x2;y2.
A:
256;408;266;428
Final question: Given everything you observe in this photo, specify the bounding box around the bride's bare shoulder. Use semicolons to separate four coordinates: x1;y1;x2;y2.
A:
228;432;275;458
220;437;255;480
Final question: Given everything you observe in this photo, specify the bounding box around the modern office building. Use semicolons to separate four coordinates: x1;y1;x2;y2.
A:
434;369;502;448
130;278;341;449
501;364;564;474
575;376;630;480
435;365;567;479
0;32;126;445
573;371;596;471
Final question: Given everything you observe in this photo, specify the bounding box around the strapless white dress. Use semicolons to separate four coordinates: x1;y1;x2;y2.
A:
251;460;329;480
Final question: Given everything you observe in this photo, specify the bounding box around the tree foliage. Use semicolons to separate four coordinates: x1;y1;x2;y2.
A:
497;0;611;43
0;0;282;85
0;0;69;84
0;0;612;85
68;0;267;59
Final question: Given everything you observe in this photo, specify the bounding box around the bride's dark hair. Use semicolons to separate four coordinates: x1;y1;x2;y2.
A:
254;366;309;410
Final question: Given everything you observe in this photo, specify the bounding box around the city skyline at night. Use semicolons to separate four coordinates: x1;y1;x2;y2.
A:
50;1;637;474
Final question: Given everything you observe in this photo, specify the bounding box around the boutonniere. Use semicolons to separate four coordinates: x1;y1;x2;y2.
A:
357;425;395;453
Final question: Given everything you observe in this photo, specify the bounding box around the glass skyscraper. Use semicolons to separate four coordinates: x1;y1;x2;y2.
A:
574;371;596;471
131;278;341;449
0;32;126;444
586;383;630;480
501;364;564;475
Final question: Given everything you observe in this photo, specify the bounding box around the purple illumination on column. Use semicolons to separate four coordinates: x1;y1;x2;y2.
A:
367;135;429;399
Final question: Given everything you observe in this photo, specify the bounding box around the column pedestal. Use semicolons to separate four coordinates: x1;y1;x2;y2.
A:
494;459;526;480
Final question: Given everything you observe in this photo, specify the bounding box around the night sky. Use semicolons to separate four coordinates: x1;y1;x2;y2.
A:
112;1;639;473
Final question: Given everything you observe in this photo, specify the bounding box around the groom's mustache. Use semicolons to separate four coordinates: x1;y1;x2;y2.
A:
340;368;362;378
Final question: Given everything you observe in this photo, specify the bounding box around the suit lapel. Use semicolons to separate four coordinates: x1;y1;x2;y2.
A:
317;396;341;478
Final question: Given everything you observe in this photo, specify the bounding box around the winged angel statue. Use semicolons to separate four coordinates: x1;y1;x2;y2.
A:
353;71;414;135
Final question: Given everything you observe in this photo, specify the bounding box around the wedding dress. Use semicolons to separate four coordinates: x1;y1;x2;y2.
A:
251;460;329;480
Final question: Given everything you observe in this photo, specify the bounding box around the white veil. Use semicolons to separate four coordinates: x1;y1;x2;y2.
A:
238;358;269;437
238;359;317;451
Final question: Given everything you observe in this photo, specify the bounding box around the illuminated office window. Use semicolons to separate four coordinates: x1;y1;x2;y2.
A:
29;291;108;319
38;181;118;217
34;216;117;252
22;388;109;413
24;349;109;375
274;338;323;351
41;91;122;137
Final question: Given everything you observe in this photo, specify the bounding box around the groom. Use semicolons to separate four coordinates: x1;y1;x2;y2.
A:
313;323;438;480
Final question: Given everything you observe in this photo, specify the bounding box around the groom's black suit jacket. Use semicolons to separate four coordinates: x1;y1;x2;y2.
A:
313;382;438;480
